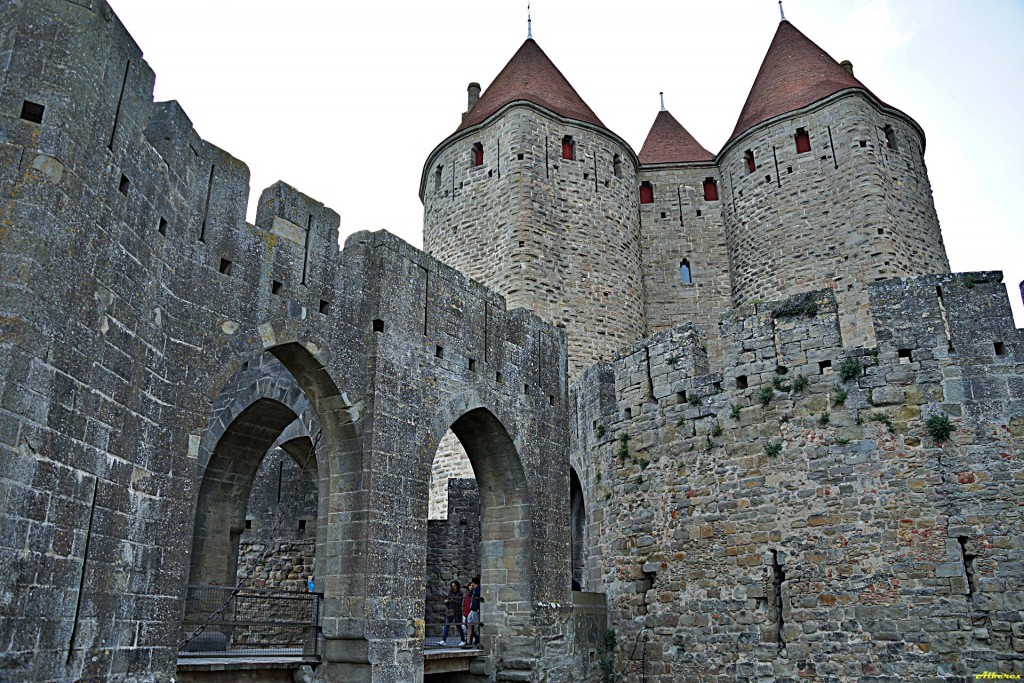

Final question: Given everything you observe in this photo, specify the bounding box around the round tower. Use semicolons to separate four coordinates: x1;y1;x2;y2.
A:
420;39;645;378
719;20;949;343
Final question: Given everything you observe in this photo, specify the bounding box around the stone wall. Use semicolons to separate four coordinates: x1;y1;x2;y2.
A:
637;161;732;363
423;106;647;378
570;273;1024;681
719;92;951;348
236;447;318;591
0;3;577;681
429;429;474;520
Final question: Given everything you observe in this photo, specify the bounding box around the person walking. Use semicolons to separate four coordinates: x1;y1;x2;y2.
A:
437;580;465;647
462;576;482;648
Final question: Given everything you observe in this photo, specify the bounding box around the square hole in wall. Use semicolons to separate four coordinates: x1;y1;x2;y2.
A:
859;140;867;148
765;175;771;183
519;240;525;247
660;212;666;219
583;173;590;180
218;258;233;276
118;173;130;195
624;407;632;419
787;166;793;174
592;420;598;430
435;345;444;358
468;358;476;372
818;360;832;374
736;375;748;390
298;519;306;531
677;390;687;404
495;371;502;383
20;100;44;123
549;395;555;406
696;210;702;217
524;384;530;395
713;381;722;392
372;319;385;333
158;216;167;236
898;348;913;363
994;341;1006;356
271;280;283;295
319;299;331;315
775;365;788;375
878;228;884;235
517;153;525;160
245;519;252;530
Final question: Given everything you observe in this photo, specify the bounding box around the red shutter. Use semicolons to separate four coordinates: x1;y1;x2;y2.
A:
562;139;573;160
639;184;653;204
795;131;811;153
703;179;718;202
474;146;483;166
745;155;756;173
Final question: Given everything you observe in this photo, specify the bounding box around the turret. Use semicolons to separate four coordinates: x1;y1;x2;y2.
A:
636;106;731;361
719;20;949;345
420;39;646;378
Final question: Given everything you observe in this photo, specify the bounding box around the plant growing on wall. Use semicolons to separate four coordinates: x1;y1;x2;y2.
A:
759;386;773;407
765;441;782;457
839;357;862;382
926;413;956;444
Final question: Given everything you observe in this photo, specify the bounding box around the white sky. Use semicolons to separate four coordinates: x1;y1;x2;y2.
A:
106;0;1024;326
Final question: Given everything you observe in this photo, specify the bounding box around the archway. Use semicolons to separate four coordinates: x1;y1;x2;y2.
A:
423;407;532;654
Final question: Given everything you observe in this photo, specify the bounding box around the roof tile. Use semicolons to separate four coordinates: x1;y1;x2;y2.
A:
638;110;713;164
456;39;605;132
730;21;875;142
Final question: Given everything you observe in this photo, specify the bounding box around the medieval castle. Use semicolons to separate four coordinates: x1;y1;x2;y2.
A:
0;2;1021;683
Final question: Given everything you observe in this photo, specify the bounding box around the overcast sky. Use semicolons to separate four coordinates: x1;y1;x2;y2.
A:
106;0;1024;326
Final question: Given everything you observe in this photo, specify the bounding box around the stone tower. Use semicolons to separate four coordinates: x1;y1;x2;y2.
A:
718;21;950;343
635;108;732;360
421;39;646;379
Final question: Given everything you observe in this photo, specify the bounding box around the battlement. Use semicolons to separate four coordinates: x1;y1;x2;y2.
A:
568;271;1023;680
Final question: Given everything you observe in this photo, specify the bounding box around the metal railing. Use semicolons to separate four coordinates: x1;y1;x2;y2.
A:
179;585;321;658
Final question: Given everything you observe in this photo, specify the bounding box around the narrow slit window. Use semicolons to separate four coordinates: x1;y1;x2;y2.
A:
639;181;654;204
20;101;44;123
468;358;476;372
679;259;692;285
271;280;283;295
218;258;233;275
736;375;748;390
994;341;1006;356
561;135;575;161
471;142;483;167
373;319;385;333
613;154;622;178
319;299;331;315
795;127;811;153
119;174;130;195
883;125;897;150
744;150;756;174
434;165;443;190
158;217;168;236
703;177;718;201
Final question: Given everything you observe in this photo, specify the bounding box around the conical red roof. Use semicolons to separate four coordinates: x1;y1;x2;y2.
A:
730;21;873;142
456;39;605;132
638;110;714;164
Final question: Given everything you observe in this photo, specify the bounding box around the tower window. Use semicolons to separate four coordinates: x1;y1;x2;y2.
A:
471;142;483;167
883;125;897;150
795;128;811;153
639;181;654;204
679;259;692;285
702;177;718;201
744;150;756;174
434;165;443;190
20;101;45;123
562;135;575;161
613;154;622;178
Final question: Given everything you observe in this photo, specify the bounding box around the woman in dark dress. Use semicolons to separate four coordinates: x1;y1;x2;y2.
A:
437;580;465;647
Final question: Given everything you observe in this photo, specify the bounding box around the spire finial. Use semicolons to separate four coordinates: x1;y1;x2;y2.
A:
659;92;666;112
527;2;532;39
778;0;785;21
